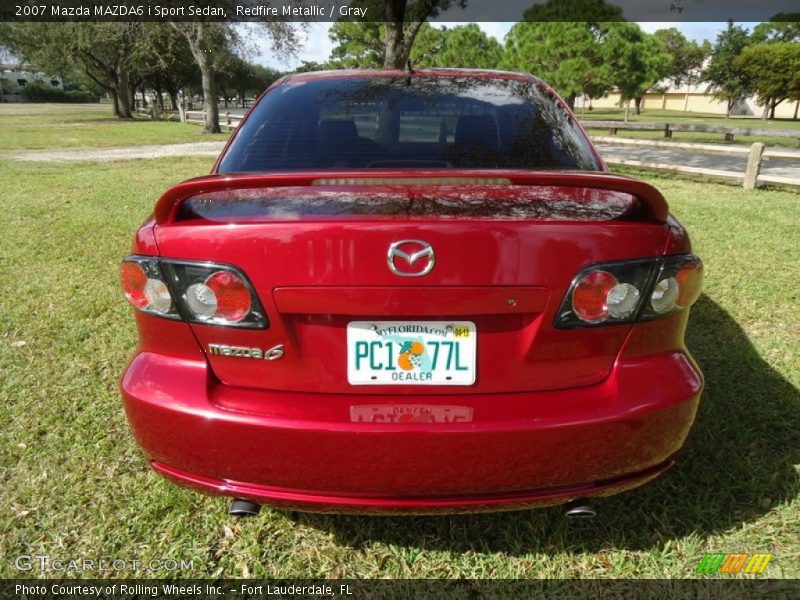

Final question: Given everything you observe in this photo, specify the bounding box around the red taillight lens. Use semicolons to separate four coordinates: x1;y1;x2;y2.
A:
572;270;617;323
120;261;148;309
205;271;251;322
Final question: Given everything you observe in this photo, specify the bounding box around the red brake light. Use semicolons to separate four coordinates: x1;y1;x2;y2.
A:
120;261;148;309
572;270;617;323
205;271;251;322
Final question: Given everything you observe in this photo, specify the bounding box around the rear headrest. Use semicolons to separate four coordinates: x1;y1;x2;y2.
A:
319;119;359;144
454;115;500;152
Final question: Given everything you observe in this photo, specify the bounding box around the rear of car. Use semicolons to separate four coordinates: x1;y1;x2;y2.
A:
120;70;703;513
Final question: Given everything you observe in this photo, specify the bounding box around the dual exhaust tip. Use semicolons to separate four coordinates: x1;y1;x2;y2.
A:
228;497;596;518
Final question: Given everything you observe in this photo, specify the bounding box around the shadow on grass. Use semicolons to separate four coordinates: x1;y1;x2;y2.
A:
291;294;800;553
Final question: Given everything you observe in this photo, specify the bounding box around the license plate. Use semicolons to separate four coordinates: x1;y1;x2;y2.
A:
347;321;476;385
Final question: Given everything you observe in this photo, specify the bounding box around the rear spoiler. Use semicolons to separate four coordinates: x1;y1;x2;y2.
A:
153;170;669;225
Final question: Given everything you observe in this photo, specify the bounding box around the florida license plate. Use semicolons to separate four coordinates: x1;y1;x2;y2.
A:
347;321;476;385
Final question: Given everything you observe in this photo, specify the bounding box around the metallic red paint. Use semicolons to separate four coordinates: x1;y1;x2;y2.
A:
119;69;703;513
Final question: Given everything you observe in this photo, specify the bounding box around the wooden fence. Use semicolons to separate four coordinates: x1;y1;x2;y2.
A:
580;120;800;146
592;136;800;189
184;110;243;130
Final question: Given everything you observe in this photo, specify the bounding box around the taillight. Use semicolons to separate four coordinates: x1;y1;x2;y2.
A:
642;255;703;320
120;257;267;328
556;254;702;328
120;258;179;318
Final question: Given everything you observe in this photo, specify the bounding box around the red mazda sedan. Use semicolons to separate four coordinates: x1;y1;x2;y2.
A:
120;69;703;515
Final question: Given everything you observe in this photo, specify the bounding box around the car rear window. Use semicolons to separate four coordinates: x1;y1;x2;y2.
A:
217;76;601;173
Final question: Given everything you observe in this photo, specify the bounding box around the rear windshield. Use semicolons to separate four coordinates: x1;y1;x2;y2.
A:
217;76;601;173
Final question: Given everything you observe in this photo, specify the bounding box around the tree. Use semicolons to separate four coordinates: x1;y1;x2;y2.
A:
750;15;800;43
703;21;753;117
521;0;623;21
735;43;800;119
417;24;502;68
1;23;141;117
219;57;281;108
602;23;672;120
328;21;443;68
170;23;230;133
653;27;711;111
500;0;625;109
329;21;384;68
133;24;200;112
172;19;297;133
749;14;800;119
382;0;466;68
501;22;611;110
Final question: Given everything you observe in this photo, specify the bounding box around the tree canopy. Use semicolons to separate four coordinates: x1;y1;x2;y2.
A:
735;42;800;118
703;21;754;116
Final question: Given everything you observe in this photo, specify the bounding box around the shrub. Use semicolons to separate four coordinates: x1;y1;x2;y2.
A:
21;81;98;103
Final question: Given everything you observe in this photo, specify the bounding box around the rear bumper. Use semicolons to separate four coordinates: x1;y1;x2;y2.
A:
121;350;702;514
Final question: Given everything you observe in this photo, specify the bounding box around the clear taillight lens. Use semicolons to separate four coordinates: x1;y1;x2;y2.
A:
120;257;266;328
556;254;702;328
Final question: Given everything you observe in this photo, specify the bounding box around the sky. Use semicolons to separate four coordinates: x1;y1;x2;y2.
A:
251;21;759;71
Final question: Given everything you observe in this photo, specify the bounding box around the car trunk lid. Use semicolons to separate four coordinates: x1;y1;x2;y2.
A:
153;171;670;394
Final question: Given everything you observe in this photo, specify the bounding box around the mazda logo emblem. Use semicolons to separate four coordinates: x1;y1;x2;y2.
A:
387;240;435;277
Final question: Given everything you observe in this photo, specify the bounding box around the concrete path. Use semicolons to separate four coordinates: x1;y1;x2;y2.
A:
1;141;225;163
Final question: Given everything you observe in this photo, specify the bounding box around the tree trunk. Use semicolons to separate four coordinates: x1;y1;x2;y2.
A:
140;88;147;109
634;96;643;115
177;93;187;123
177;23;220;133
168;89;179;112
116;64;132;118
624;100;630;122
683;91;689;111
762;99;770;120
565;94;576;111
794;99;799;120
382;0;427;69
384;21;405;68
109;87;120;118
726;100;733;118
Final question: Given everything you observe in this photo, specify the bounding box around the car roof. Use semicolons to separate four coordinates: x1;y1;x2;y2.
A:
282;68;542;86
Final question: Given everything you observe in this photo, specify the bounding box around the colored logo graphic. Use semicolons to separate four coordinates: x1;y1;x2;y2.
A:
398;341;425;371
696;553;772;574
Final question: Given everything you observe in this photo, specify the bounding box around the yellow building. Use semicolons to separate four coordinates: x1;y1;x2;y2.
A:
578;84;800;119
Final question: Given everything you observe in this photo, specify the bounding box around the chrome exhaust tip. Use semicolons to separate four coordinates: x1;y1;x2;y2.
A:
564;499;596;518
229;498;261;517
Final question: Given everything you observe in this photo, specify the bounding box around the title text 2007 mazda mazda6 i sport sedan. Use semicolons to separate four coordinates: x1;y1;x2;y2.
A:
119;69;703;516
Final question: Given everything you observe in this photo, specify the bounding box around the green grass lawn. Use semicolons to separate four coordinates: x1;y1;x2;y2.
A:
0;103;230;151
0;114;798;579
